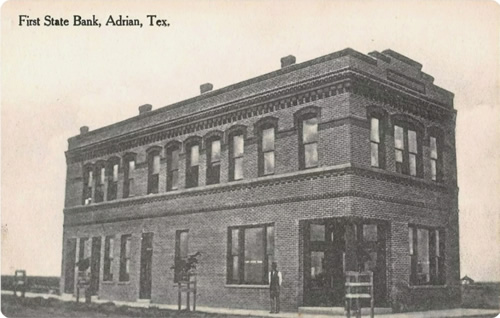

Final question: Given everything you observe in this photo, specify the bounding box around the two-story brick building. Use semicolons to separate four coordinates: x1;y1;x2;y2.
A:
60;48;460;311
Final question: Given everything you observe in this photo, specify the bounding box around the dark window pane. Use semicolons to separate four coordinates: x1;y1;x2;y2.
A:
430;137;438;159
408;130;418;154
231;229;239;255
244;227;264;284
266;226;274;256
232;256;239;281
409;154;417;176
171;149;179;170
179;231;189;259
311;251;325;287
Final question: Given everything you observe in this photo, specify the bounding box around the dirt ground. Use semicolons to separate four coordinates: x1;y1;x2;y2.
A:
1;294;255;318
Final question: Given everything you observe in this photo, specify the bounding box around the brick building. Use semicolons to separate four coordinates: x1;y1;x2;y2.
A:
60;48;460;311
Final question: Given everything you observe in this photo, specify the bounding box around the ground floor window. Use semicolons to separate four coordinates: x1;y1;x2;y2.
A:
119;234;131;282
103;236;114;281
227;223;274;285
409;225;445;285
174;230;189;282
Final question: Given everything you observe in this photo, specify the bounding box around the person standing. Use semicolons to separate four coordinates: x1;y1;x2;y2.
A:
268;262;282;313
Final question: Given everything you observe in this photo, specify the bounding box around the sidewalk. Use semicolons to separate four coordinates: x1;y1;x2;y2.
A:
2;290;498;318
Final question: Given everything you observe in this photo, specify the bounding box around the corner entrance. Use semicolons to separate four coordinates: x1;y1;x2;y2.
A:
303;218;387;306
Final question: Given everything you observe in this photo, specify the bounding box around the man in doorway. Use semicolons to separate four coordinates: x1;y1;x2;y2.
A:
268;262;282;313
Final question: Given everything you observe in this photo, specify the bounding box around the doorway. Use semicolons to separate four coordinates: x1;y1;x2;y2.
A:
90;237;101;295
139;232;154;299
64;239;77;293
303;219;387;306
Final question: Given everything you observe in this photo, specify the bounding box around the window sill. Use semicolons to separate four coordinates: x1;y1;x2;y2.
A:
117;281;130;285
409;284;447;289
102;281;114;285
225;284;269;289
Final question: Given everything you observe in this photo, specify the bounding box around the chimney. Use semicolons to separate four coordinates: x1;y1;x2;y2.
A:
280;55;296;68
200;83;213;94
138;104;152;115
80;126;89;135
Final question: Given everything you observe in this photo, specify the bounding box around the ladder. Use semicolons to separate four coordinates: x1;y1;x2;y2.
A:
345;271;374;318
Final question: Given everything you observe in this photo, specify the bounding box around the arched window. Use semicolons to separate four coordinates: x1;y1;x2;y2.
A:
94;161;106;203
107;157;120;201
185;137;202;188
166;141;181;191
123;153;137;198
82;164;93;205
205;131;223;185
147;147;162;194
255;117;278;176
295;107;321;170
227;125;247;181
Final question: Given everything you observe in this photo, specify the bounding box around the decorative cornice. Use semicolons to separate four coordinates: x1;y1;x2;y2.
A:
66;68;454;164
63;165;455;221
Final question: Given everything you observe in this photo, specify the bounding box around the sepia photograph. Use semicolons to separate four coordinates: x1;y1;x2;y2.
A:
1;0;499;317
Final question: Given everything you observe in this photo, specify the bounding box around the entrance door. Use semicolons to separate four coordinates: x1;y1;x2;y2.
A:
139;232;154;299
303;219;387;306
304;220;345;306
90;237;101;295
64;239;77;293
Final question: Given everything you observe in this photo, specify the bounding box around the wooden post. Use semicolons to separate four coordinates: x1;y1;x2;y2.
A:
177;282;181;311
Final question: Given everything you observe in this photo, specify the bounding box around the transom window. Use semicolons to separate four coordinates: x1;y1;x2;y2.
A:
227;224;274;285
409;226;445;285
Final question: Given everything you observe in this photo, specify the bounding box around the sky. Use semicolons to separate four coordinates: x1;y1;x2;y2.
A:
1;0;499;281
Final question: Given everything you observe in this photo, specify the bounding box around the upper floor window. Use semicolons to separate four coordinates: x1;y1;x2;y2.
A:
260;127;275;176
119;234;131;282
82;166;93;205
107;160;119;201
147;150;160;194
229;134;244;181
394;123;421;177
123;156;136;198
206;138;221;185
370;117;386;168
174;230;189;282
409;226;445;285
103;235;114;281
94;164;105;203
186;143;200;188
300;116;319;169
166;144;180;191
227;224;274;285
428;132;443;182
